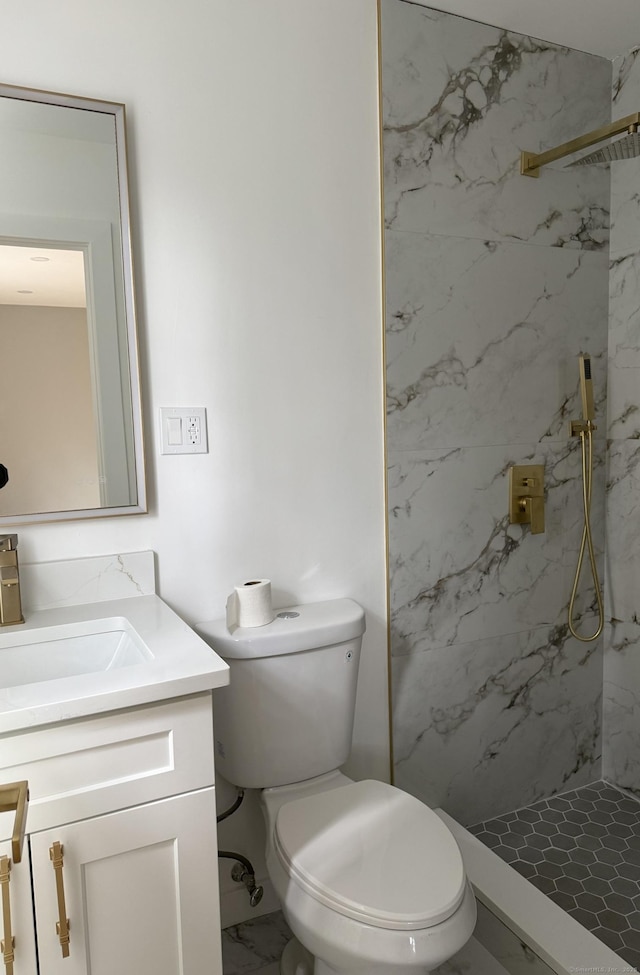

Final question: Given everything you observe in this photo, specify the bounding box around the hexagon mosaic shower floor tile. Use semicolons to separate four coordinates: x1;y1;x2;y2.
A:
471;780;640;967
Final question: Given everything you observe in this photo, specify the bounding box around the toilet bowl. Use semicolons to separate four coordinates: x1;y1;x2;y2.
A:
196;598;477;974
261;771;476;975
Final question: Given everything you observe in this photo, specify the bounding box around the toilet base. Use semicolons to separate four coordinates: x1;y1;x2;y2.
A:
280;936;437;975
313;963;433;975
281;937;314;975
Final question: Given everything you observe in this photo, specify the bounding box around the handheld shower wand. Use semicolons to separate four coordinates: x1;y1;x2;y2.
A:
578;354;595;423
568;354;604;643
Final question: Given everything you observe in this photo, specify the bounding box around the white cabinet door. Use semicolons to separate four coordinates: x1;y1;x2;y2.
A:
0;840;38;975
30;788;222;975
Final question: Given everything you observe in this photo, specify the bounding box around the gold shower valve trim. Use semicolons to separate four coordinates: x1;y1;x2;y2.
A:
509;464;545;534
520;112;640;177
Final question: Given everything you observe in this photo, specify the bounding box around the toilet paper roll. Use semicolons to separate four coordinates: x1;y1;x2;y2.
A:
226;578;274;629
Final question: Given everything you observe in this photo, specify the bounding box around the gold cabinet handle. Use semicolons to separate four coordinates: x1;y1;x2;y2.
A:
0;782;29;865
0;857;15;975
0;782;29;975
49;842;70;958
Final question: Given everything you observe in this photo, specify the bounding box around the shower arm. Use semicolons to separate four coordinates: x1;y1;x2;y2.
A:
520;112;640;177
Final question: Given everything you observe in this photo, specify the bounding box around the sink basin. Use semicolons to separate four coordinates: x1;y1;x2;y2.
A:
0;592;230;735
0;619;152;689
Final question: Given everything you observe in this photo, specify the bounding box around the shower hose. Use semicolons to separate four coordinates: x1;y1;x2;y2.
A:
568;424;604;643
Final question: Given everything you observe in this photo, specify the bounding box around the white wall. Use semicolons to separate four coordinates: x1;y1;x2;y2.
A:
1;0;387;923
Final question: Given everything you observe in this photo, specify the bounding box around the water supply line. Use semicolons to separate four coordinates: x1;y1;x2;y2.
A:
216;788;245;824
216;788;264;908
568;355;604;643
218;850;264;908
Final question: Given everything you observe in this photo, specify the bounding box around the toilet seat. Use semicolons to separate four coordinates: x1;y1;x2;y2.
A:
274;779;466;931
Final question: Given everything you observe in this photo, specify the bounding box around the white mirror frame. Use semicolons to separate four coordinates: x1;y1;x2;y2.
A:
0;84;146;525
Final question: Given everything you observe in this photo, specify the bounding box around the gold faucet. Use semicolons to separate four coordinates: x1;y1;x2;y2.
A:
0;534;24;625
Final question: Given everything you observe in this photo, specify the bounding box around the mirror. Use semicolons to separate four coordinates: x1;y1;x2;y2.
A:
0;83;146;525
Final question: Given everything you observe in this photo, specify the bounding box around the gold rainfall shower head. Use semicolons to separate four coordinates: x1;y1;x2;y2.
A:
520;112;640;177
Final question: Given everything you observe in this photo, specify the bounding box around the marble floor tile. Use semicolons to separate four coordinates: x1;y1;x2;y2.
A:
221;909;508;974
221;912;291;974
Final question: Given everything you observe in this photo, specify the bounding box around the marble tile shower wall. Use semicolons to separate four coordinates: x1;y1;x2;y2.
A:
603;47;640;795
382;0;612;825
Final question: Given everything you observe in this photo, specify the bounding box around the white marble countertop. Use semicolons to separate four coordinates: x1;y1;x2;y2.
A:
0;593;229;735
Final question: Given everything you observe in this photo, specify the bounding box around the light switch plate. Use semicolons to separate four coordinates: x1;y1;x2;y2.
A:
160;407;208;454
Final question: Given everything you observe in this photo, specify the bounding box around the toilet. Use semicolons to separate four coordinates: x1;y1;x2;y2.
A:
197;598;476;975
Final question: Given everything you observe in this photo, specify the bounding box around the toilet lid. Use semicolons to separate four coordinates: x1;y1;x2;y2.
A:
274;780;466;931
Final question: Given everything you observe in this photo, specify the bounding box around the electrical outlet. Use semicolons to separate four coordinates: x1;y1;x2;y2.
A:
186;415;201;445
160;407;208;454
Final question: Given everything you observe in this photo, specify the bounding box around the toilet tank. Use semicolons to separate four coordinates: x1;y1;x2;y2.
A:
196;598;365;789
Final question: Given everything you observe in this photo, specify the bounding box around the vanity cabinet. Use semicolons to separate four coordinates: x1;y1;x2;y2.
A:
30;789;218;975
0;693;222;975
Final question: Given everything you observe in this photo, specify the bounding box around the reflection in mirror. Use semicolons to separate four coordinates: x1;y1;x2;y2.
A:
0;84;146;524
